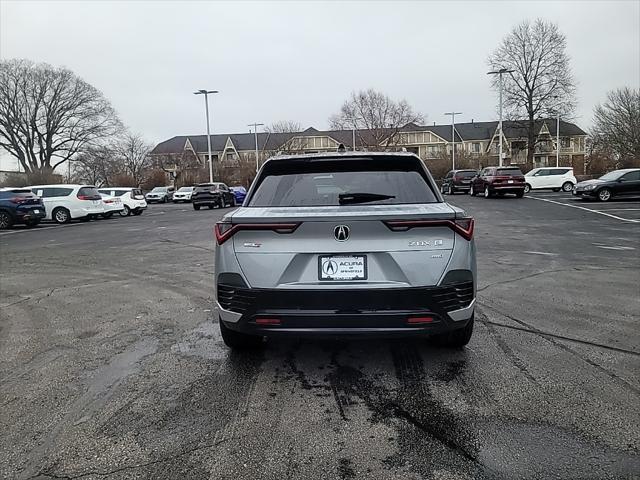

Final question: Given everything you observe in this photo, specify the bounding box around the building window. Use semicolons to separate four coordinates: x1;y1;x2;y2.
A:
472;142;481;153
561;137;571;148
226;152;235;161
427;145;439;157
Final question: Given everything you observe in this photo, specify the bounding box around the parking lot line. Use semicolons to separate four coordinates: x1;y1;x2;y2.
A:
525;196;640;223
0;222;87;236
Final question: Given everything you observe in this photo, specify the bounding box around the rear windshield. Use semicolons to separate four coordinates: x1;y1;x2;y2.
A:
496;168;523;176
151;187;167;192
456;171;477;178
78;187;101;199
248;158;438;207
195;184;219;192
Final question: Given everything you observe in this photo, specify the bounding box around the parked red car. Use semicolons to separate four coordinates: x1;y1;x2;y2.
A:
470;166;525;198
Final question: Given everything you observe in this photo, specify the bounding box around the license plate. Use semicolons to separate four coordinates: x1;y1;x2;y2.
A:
508;180;514;184
319;255;367;281
33;209;40;214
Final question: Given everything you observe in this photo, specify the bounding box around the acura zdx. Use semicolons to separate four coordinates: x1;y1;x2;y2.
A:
214;152;476;349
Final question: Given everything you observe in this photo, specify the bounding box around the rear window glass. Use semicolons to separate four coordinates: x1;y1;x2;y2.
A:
456;171;477;178
496;168;523;176
550;169;571;175
43;187;73;197
248;158;437;207
78;187;101;198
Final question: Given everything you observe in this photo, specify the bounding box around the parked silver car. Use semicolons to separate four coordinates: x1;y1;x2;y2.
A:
214;152;476;349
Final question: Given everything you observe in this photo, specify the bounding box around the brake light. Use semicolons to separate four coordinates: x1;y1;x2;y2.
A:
214;222;301;245
383;217;474;241
77;195;94;200
407;316;435;324
104;199;114;204
255;318;281;326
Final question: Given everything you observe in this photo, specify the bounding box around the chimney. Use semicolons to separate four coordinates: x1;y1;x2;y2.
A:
433;122;436;126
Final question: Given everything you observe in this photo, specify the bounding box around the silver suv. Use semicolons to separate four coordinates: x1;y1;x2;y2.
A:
214;152;476;349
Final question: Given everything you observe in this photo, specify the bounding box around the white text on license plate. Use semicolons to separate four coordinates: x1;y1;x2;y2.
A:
508;180;514;184
319;255;367;280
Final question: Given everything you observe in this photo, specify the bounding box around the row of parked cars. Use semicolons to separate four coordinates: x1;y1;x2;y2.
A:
144;184;247;209
0;182;251;230
440;166;640;201
0;185;149;229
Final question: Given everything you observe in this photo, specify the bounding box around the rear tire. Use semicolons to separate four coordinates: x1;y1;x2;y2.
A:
484;186;492;198
53;207;71;224
433;316;474;348
0;210;13;230
469;185;477;196
132;209;143;216
101;212;113;219
562;182;574;192
25;219;40;228
193;204;201;210
219;319;263;350
515;190;524;198
119;205;131;217
208;205;214;210
524;184;531;193
597;188;612;202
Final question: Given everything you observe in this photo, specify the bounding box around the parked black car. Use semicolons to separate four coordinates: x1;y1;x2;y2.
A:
191;182;236;210
573;169;640;202
441;169;477;194
0;188;46;229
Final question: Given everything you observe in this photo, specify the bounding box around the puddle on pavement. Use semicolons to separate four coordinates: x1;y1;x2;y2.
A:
171;321;227;360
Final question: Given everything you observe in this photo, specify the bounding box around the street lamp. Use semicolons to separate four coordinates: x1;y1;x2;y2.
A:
194;89;219;183
248;122;264;173
487;68;515;167
444;112;462;170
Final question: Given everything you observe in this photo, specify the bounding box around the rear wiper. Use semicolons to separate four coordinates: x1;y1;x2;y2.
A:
338;192;396;205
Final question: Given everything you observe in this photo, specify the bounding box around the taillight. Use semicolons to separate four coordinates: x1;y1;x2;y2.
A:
383;217;474;241
104;199;114;204
214;222;301;245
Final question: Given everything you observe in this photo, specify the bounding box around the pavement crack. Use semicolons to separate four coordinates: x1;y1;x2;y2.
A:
477;301;640;395
477;268;569;293
35;436;236;479
159;237;215;252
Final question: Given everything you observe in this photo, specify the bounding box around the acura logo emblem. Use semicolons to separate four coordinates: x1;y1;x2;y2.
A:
334;225;350;241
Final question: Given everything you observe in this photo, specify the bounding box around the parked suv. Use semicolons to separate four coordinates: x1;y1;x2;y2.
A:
470;166;525;198
145;186;175;203
172;186;194;203
573;168;640;201
0;188;46;229
524;167;576;193
214;152;476;350
192;183;236;210
29;185;104;223
97;187;147;216
441;169;477;195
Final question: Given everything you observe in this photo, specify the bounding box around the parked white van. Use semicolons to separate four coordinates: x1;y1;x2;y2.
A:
524;167;577;193
97;187;147;216
29;185;104;223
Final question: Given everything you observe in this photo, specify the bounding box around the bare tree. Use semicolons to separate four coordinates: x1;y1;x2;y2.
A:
117;133;153;186
591;87;640;168
72;144;121;186
488;19;577;170
264;120;302;133
0;59;122;174
329;89;424;150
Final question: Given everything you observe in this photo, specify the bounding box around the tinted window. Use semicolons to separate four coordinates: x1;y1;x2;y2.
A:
44;187;73;197
455;171;477;178
132;189;143;196
550;169;570;175
599;171;623;181
77;187;101;199
497;168;523;176
112;190;127;197
151;187;167;192
620;171;640;181
535;169;551;176
249;159;437;207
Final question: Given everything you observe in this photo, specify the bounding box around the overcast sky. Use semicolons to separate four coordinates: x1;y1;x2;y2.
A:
1;0;639;166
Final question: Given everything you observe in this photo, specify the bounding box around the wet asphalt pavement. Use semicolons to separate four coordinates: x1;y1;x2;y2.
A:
1;192;639;479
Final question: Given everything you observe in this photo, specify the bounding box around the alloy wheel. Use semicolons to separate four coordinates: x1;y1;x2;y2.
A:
0;211;11;229
598;189;611;202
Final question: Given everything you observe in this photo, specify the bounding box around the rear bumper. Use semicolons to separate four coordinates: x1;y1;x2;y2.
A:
216;283;475;337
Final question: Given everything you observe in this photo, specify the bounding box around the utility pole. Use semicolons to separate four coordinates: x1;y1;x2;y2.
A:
352;128;357;151
487;68;515;167
248;122;264;173
444;112;462;170
194;89;219;183
556;114;560;167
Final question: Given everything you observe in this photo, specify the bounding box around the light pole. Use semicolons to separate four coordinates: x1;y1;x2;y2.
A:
194;89;219;183
551;94;560;167
444;112;462;170
487;68;515;167
352;128;357;151
248;122;264;173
